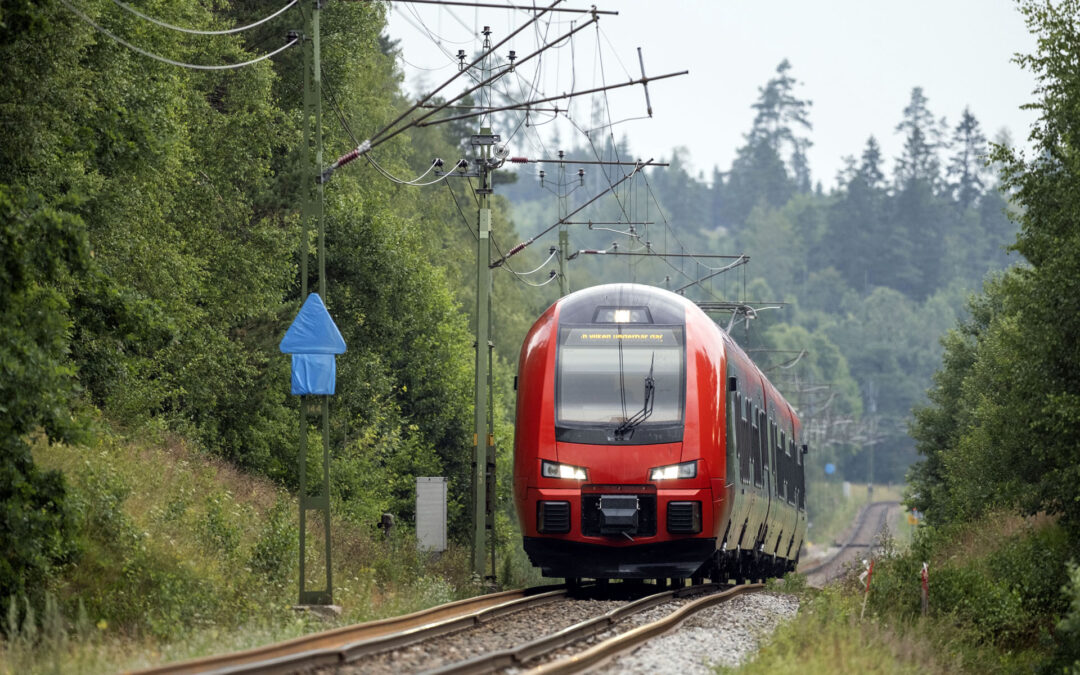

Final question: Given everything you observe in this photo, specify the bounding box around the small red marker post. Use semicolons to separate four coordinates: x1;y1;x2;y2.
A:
860;558;875;619
921;562;930;616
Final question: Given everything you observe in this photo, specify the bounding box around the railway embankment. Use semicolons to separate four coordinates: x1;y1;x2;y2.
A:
728;511;1077;674
6;428;489;675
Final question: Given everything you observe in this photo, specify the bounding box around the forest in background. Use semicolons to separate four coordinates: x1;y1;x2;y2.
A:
498;62;1018;487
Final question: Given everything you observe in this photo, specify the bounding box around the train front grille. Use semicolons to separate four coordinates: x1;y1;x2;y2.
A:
537;501;571;533
666;501;702;534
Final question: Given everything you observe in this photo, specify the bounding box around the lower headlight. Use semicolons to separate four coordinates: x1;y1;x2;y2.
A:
649;460;697;481
541;460;587;480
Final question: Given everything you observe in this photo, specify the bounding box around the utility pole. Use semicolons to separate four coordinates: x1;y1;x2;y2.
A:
558;152;570;296
471;25;496;581
296;0;333;607
473;130;493;579
865;379;876;501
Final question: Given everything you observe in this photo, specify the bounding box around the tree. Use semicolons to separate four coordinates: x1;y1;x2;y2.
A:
819;137;890;290
946;107;989;208
0;187;86;601
894;87;945;189
908;0;1080;530
723;60;813;225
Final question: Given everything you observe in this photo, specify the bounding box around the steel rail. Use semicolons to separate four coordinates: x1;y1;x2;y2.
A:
424;582;747;675
529;583;765;674
129;585;564;675
800;500;899;577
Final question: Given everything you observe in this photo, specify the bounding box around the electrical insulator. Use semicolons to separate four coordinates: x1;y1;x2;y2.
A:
577;168;585;186
539;169;545;187
457;50;466;71
508;50;517;72
433;158;444;169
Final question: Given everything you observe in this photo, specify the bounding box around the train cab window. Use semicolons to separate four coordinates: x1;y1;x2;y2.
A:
555;325;685;444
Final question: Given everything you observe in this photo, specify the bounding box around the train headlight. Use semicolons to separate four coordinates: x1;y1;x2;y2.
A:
649;460;697;481
541;460;588;480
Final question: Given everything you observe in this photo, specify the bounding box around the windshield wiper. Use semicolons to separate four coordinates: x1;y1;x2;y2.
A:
615;353;655;440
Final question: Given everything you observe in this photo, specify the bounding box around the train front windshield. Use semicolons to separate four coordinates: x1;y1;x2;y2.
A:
556;326;685;430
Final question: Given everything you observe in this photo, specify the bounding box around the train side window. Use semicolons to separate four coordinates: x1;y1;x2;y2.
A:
751;406;762;487
763;418;771;472
781;431;788;455
738;395;750;484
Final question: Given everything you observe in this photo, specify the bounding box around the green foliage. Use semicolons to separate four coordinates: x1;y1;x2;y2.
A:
248;499;298;584
0;185;88;605
1049;562;1080;673
865;516;1072;655
908;0;1080;535
725;586;958;674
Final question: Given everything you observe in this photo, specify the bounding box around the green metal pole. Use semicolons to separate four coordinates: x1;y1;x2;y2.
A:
473;147;491;578
314;4;325;299
486;261;496;580
297;0;332;607
297;0;313;607
313;0;333;605
558;228;569;296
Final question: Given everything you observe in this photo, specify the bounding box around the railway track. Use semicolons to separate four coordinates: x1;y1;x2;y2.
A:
132;582;766;675
130;585;563;675
800;500;900;586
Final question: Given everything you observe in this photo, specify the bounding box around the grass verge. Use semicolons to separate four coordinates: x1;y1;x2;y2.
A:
727;512;1079;674
1;424;491;674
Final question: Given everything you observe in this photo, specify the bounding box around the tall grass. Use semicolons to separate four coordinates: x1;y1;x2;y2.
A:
3;426;486;674
727;512;1076;674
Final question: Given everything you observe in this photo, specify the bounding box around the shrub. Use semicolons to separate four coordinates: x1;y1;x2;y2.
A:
249;499;297;584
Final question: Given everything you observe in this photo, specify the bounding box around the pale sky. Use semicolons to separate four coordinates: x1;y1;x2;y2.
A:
385;1;1039;189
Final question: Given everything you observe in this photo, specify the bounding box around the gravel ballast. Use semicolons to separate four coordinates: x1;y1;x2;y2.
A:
594;591;800;674
335;598;625;674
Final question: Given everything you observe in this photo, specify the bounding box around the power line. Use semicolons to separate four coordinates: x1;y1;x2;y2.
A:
490;159;656;268
388;0;617;14
445;182;480;242
109;0;297;36
61;0;299;71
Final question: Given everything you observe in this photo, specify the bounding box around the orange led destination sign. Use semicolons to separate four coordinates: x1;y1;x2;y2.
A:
564;328;678;346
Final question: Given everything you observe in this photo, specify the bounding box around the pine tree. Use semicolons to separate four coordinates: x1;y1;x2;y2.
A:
894;87;945;188
947;107;989;208
724;60;813;224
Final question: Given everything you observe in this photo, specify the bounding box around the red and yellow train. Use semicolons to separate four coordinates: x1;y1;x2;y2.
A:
513;283;807;582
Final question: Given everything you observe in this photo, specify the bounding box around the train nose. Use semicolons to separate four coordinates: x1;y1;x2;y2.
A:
598;494;640;534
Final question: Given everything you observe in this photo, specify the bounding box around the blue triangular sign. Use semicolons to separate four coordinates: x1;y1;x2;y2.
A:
279;293;346;354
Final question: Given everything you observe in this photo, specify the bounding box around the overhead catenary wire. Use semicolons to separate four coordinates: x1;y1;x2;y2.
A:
510;248;559;276
445;182;480;242
61;0;299;71
490;159;656;268
366;156;455;186
415;70;687;127
109;0;297;35
322;0;568;182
